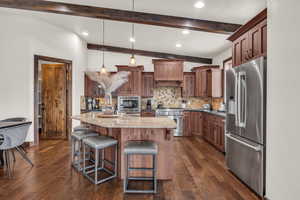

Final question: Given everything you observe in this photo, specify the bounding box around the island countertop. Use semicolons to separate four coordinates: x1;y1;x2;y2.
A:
72;112;177;129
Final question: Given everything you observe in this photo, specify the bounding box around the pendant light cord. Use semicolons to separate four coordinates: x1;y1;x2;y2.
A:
131;0;135;56
102;20;105;68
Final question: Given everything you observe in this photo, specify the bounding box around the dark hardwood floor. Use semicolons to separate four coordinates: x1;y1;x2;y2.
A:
0;137;260;200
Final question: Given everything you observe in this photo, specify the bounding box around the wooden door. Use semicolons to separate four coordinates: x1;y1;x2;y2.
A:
142;72;154;97
41;64;67;139
183;73;195;97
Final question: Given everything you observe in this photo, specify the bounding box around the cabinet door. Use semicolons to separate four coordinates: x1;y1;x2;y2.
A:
194;71;202;97
260;19;267;56
249;24;262;60
183;112;191;136
84;74;105;97
214;118;225;152
232;39;242;67
154;61;183;81
202;113;208;139
183;73;195;97
117;68;142;96
201;71;208;97
240;33;250;63
142;73;154;97
211;69;222;98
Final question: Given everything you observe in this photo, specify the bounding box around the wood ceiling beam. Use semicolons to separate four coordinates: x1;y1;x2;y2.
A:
0;0;241;34
87;44;212;64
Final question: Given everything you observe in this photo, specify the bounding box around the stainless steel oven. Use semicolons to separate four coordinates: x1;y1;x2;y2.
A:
117;96;141;114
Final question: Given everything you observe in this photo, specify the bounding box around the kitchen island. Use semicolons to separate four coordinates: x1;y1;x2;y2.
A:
72;112;176;180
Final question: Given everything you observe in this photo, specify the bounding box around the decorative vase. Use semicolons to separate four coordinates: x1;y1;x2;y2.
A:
102;93;114;114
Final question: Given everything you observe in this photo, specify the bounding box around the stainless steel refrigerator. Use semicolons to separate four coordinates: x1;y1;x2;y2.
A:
225;56;266;197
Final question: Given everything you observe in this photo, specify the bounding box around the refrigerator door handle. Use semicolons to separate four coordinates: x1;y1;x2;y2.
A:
235;72;239;126
226;134;261;151
239;72;247;128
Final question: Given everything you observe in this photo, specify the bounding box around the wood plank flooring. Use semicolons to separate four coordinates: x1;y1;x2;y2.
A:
0;137;260;200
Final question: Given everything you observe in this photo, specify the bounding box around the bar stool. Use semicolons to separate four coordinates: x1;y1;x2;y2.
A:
71;131;98;171
124;141;158;194
73;125;91;132
82;136;118;184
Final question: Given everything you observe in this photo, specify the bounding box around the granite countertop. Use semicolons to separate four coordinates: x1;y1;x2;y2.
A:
72;112;177;129
0;121;32;130
183;108;226;118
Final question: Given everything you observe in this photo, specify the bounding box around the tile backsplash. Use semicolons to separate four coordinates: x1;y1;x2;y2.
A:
142;87;223;110
82;87;224;111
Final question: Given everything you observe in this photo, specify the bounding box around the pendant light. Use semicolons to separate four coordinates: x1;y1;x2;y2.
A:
100;19;107;74
129;0;136;66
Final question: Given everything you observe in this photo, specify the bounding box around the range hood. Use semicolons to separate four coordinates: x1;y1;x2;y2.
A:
153;59;184;87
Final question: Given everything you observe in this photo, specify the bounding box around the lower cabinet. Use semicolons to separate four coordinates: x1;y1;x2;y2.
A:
183;111;202;136
202;113;225;153
183;111;225;152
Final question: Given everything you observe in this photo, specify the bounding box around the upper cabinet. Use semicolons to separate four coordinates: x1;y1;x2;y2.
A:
116;65;144;96
182;72;195;97
228;9;267;67
142;72;155;97
153;59;184;87
84;74;105;97
192;66;222;98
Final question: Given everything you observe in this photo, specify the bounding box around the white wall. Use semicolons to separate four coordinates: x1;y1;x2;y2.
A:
0;9;87;142
266;0;300;200
212;47;232;68
87;50;205;72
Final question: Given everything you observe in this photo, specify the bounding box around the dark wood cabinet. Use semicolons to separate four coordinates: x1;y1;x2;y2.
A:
153;59;183;87
84;74;105;97
202;113;225;153
190;112;203;136
182;72;195;97
116;65;144;96
183;111;192;136
141;111;155;117
184;111;202;136
142;72;155;97
192;66;222;98
228;9;267;67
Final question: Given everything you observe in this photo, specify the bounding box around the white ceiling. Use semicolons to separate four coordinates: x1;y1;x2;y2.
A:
1;0;267;58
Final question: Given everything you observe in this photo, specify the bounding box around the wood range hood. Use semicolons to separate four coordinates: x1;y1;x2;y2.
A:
153;59;184;87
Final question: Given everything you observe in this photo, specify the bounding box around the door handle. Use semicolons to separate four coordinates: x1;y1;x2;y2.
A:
234;72;239;126
226;134;261;151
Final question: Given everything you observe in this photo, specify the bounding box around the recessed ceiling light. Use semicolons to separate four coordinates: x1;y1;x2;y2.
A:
130;37;136;43
176;43;182;48
81;31;89;36
182;29;190;35
194;1;205;9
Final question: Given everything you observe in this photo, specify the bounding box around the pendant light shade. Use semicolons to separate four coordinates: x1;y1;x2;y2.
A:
129;0;137;66
100;20;107;74
130;55;136;66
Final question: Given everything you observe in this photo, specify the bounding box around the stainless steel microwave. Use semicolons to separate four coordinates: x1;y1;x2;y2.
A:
117;96;141;114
